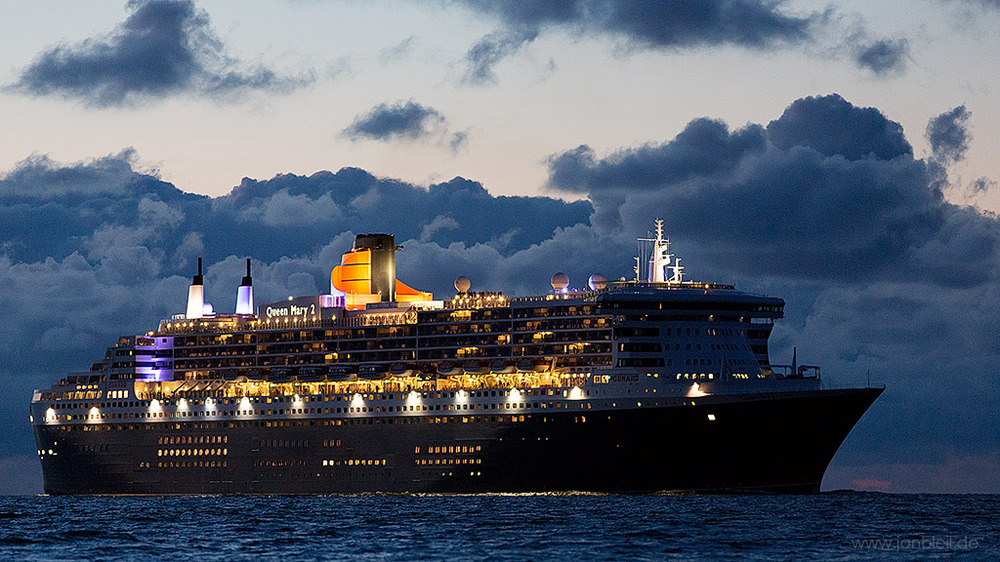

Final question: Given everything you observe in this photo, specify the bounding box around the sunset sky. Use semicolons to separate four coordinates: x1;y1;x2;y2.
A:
1;0;999;494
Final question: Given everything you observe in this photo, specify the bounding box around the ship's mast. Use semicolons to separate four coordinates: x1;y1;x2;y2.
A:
638;219;683;283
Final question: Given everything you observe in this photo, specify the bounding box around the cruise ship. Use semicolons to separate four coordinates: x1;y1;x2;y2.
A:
30;221;882;494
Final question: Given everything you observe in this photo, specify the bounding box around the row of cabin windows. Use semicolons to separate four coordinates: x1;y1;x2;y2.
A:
157;460;227;468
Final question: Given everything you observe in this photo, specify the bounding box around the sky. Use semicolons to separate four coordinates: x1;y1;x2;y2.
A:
1;0;999;494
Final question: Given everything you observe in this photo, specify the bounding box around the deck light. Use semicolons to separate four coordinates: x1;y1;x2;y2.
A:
686;383;707;398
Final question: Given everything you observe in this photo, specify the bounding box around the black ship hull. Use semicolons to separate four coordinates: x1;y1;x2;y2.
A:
35;388;881;495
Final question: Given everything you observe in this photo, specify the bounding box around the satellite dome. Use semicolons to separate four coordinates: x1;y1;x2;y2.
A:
202;302;214;315
551;272;569;291
588;274;607;290
455;276;471;294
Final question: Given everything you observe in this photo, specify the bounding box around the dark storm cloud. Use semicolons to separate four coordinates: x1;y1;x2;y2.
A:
0;149;593;266
853;38;909;75
766;94;911;161
219;171;591;258
0;150;149;199
343;101;447;142
460;0;812;48
9;0;309;107
456;0;815;82
926;105;971;166
546;94;996;288
548;118;766;193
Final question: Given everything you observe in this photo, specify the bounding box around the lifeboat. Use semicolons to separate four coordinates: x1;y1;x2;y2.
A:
299;367;327;382
359;364;389;380
437;361;464;376
517;358;548;373
490;359;516;374
389;363;416;377
327;365;357;382
463;361;488;375
269;367;297;382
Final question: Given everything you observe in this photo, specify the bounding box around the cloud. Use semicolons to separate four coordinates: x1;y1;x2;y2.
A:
546;94;996;288
0;151;593;266
449;131;470;152
971;177;995;195
0;149;148;199
420;214;460;242
9;0;310;107
460;0;812;49
343;100;448;142
379;36;417;62
592;0;813;49
462;29;539;85
456;0;816;83
852;37;909;75
456;2;917;83
548;118;766;193
236;188;343;226
926;105;971;166
766;94;911;161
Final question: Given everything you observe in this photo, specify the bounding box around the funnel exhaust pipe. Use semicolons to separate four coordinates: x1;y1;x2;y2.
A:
235;258;254;315
186;258;204;319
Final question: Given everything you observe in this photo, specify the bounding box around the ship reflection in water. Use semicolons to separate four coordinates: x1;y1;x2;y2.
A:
30;221;882;494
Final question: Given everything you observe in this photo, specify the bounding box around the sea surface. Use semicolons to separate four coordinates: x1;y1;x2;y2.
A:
0;493;996;560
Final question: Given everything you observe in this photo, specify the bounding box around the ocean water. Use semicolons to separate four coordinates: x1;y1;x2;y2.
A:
0;493;995;560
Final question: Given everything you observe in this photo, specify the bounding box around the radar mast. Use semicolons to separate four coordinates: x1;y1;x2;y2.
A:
638;219;683;283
